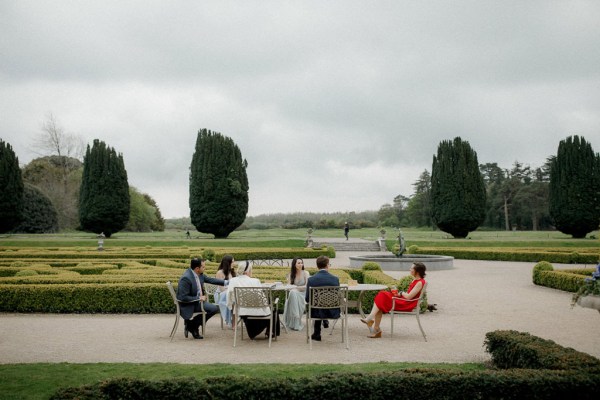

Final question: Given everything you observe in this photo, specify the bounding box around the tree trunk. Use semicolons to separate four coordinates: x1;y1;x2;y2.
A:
503;195;510;231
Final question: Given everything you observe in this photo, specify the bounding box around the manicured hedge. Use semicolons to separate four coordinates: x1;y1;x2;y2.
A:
0;283;172;313
532;261;592;293
52;331;600;399
412;247;599;263
213;246;334;262
484;330;600;372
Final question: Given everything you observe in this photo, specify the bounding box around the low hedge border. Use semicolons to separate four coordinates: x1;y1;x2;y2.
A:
484;330;600;372
532;261;593;293
412;247;599;263
52;331;599;400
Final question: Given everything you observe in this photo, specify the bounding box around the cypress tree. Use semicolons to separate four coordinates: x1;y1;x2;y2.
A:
431;137;486;238
14;184;59;233
549;135;600;238
0;139;24;232
189;129;249;238
79;139;130;237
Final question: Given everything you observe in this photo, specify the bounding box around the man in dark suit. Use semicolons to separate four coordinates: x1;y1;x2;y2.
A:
177;257;227;339
305;255;340;341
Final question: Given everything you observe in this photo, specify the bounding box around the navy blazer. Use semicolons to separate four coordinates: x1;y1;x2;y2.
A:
305;269;341;319
177;268;225;320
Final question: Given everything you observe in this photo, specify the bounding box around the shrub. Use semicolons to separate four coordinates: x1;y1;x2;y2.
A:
406;245;419;254
362;262;382;271
15;270;38;277
201;249;216;262
532;261;554;284
484;330;600;372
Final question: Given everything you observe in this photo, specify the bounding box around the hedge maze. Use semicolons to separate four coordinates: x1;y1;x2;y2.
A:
0;246;407;314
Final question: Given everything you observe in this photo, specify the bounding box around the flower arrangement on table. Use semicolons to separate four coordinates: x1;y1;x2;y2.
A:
571;263;600;307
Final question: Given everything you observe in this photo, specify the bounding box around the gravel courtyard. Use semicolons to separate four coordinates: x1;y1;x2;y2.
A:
1;257;598;365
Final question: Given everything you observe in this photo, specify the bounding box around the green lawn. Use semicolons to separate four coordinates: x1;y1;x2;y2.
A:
0;362;485;400
1;228;597;249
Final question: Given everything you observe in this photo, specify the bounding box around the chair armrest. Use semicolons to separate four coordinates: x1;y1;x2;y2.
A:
391;296;419;302
177;299;200;304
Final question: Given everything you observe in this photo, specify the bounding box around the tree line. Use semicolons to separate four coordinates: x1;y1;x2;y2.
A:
2;117;598;239
0;121;248;238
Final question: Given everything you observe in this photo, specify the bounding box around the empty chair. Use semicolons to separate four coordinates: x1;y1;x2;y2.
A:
306;286;349;349
390;282;428;341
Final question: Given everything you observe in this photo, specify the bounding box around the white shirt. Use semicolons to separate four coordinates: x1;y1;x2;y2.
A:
226;274;270;316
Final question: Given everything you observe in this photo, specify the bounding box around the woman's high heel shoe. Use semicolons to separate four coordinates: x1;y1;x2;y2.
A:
360;318;374;328
368;329;382;338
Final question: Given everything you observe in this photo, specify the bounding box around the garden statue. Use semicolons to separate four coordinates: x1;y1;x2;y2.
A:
306;228;313;248
97;232;105;251
395;229;406;257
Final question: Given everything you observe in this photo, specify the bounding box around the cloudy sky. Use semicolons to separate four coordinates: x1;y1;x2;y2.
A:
1;1;599;218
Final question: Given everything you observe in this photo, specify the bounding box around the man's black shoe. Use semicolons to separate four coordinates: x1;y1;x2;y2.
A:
323;320;329;329
191;330;204;339
311;334;321;341
184;326;189;338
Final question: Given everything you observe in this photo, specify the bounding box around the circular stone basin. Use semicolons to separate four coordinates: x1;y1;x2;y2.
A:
349;254;454;271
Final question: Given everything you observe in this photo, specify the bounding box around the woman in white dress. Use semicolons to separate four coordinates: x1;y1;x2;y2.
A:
214;255;236;328
283;257;310;330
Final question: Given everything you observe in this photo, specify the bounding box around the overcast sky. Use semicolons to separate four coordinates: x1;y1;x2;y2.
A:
1;1;599;218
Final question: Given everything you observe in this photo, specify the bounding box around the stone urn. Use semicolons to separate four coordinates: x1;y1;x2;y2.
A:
577;295;600;314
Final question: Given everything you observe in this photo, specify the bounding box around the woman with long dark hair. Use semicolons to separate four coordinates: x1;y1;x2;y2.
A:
282;257;310;330
215;254;236;328
360;262;427;338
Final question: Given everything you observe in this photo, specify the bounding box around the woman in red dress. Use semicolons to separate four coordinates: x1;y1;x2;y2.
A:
360;262;427;338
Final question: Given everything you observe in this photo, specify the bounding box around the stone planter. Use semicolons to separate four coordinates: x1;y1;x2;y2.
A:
577;295;600;313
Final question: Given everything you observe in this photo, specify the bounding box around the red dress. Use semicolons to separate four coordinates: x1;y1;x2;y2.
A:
374;278;426;313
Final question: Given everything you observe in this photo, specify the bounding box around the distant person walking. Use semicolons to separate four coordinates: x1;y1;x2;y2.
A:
344;222;349;241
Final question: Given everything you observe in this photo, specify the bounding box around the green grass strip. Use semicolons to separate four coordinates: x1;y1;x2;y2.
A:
0;362;485;400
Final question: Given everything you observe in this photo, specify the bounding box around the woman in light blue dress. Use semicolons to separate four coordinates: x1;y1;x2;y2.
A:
214;255;236;328
283;257;310;331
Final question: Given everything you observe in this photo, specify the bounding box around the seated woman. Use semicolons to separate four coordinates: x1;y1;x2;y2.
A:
360;262;427;338
214;254;236;328
226;261;280;339
282;257;309;330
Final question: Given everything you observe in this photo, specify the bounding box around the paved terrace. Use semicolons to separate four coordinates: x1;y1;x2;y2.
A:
1;256;599;364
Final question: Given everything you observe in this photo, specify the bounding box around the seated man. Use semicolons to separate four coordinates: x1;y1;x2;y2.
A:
305;255;340;341
227;261;280;339
177;257;227;339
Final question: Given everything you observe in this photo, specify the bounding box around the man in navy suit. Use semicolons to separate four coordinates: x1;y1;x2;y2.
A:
305;255;340;341
177;257;227;339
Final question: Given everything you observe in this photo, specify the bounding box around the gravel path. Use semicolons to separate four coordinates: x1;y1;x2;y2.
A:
1;256;599;364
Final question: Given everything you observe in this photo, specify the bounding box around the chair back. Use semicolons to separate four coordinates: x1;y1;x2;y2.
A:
414;282;428;313
308;286;348;312
166;281;178;305
234;287;273;311
204;283;219;302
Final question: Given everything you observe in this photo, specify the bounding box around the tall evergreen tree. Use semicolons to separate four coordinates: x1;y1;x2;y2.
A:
405;170;433;228
549;135;600;238
79;139;130;237
0;139;24;232
431;137;486;238
189;129;249;238
14;184;59;233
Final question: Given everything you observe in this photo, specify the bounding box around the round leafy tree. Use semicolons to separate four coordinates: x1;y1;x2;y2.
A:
549;135;600;238
0;139;24;232
78;139;130;237
14;184;59;233
431;137;486;238
189;129;249;238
